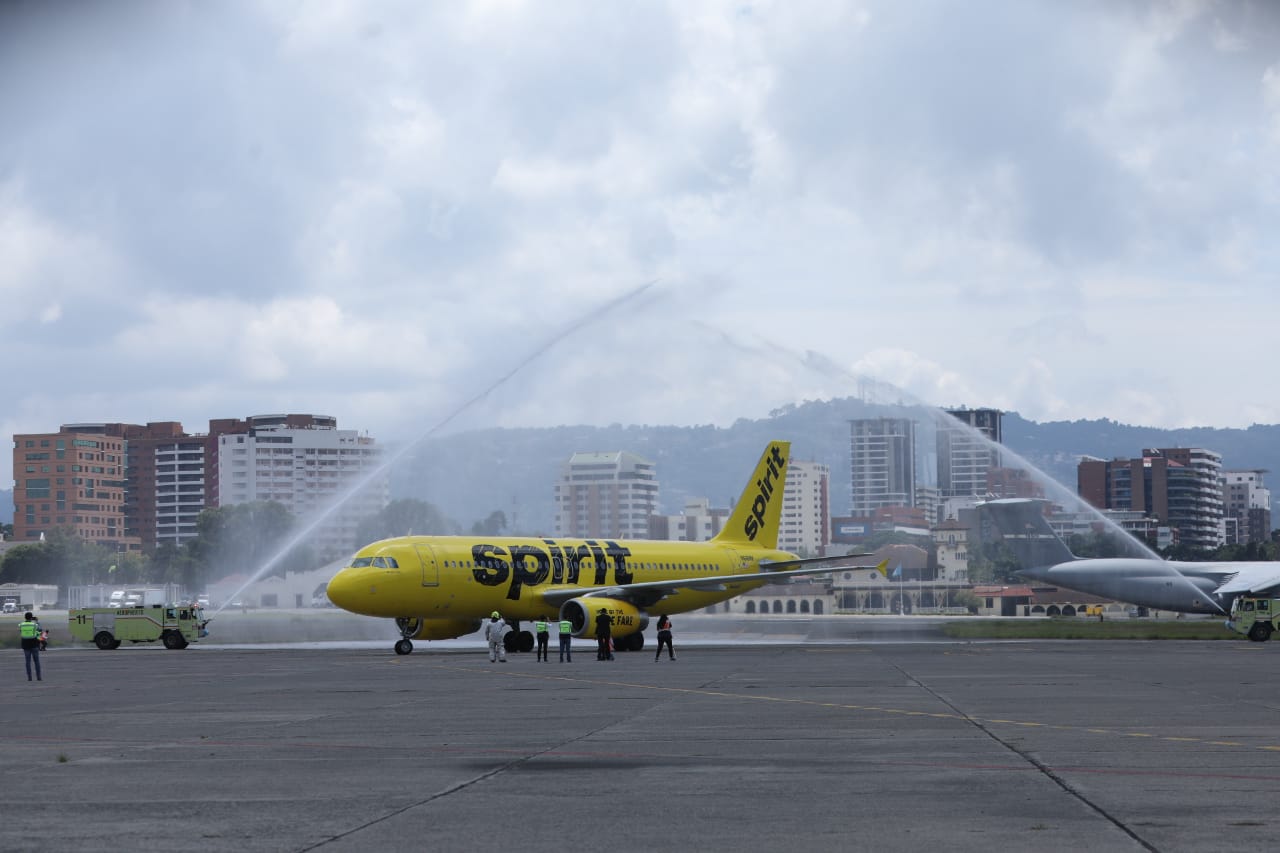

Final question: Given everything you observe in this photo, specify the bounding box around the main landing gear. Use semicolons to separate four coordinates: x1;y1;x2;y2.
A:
394;617;421;655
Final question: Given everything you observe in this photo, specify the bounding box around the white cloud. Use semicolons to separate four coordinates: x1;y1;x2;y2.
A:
2;0;1279;488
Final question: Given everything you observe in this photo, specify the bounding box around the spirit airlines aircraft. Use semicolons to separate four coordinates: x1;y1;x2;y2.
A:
327;441;878;654
982;498;1280;615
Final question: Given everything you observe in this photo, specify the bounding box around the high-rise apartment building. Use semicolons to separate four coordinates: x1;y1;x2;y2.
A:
1078;447;1224;550
12;424;133;548
779;460;830;556
14;415;385;558
850;418;916;515
215;414;386;559
554;450;659;539
1221;469;1271;545
937;408;1003;498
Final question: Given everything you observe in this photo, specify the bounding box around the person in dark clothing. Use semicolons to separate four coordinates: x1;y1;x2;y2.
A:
595;608;614;660
654;614;675;661
19;612;42;682
534;615;550;662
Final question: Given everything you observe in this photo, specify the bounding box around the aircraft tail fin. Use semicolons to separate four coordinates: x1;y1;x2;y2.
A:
714;441;792;549
978;499;1078;569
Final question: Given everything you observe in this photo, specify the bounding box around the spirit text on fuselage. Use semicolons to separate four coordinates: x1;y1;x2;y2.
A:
472;539;634;601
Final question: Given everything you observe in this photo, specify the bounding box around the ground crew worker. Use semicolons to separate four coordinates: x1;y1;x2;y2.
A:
20;611;42;682
484;611;509;663
534;615;550;662
595;608;613;661
558;616;573;662
654;614;676;661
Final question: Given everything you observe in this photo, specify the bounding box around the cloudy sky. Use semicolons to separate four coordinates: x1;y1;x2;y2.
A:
3;0;1279;486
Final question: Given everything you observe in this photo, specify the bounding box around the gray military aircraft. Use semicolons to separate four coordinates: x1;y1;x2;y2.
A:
979;498;1280;616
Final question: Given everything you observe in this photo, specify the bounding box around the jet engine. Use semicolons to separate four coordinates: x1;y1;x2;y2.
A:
402;617;483;641
560;598;649;638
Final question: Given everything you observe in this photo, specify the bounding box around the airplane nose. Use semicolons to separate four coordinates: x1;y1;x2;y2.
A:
1016;565;1052;583
326;568;364;613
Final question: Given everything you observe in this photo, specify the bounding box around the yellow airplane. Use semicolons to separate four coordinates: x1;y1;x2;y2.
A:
326;441;881;654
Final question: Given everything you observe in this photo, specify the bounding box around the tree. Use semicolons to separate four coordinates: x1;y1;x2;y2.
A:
186;502;314;586
354;499;458;548
470;510;508;537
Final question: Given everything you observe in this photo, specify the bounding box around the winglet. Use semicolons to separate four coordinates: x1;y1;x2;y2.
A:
872;559;890;578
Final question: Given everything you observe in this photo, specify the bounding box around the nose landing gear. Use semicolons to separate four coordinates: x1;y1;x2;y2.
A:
394;617;422;655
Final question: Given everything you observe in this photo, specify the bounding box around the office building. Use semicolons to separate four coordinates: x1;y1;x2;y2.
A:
554;450;659;539
12;424;134;549
779;460;830;556
215;414;386;560
1221;470;1272;545
850;418;916;515
1078;447;1224;551
937;408;1003;498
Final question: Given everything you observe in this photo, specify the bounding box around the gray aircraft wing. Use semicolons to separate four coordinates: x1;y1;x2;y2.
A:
537;559;886;610
1209;565;1280;597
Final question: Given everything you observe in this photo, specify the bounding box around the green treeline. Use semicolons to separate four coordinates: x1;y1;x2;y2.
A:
0;499;506;591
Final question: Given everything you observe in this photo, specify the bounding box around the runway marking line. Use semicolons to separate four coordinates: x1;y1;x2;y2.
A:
429;661;1280;757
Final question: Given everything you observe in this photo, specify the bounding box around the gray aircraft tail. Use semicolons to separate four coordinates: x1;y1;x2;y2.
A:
977;499;1078;570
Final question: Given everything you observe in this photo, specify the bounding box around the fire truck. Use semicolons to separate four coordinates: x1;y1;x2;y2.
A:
1225;595;1280;642
69;604;208;650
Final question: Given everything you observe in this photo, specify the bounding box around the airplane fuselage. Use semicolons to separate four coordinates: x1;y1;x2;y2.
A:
1021;558;1233;614
326;534;796;621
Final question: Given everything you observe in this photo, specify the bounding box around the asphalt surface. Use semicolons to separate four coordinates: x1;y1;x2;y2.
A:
5;629;1280;852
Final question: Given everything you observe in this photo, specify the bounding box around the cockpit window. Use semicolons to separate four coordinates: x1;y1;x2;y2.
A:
350;557;374;568
372;556;400;569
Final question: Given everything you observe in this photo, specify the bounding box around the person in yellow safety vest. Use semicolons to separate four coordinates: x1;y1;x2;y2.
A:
558;616;573;663
19;611;43;682
534;615;550;662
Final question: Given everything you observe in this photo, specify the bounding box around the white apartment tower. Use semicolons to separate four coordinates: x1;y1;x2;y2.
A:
850;418;917;515
215;414;387;559
1221;469;1272;545
938;408;1003;498
554;451;659;539
779;460;830;556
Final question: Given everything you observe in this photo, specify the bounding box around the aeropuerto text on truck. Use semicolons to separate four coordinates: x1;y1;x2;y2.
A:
69;604;208;650
1225;595;1280;642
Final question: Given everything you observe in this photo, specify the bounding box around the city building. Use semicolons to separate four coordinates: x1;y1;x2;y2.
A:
1221;469;1272;545
937;408;1003;498
849;417;916;515
214;414;386;560
779;460;829;556
648;498;728;542
12;424;134;549
553;450;659;539
932;518;970;583
1078;447;1224;550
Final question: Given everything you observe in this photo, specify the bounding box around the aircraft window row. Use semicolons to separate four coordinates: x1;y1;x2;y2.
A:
432;559;722;572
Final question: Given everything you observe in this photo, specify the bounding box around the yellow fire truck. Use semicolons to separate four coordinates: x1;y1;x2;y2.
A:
1225;596;1280;642
69;604;208;650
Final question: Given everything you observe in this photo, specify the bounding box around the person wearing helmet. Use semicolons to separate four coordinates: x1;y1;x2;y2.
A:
594;608;614;661
484;612;509;663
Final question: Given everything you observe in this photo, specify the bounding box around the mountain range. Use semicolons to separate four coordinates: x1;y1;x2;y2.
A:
6;398;1277;532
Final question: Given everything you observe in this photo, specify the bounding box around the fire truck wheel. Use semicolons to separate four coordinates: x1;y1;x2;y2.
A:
163;632;184;650
94;631;115;650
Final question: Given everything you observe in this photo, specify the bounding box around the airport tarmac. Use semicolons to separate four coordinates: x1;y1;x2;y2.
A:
5;633;1280;852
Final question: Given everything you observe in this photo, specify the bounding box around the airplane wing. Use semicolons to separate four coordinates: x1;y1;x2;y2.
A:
537;559;887;611
1211;565;1280;596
